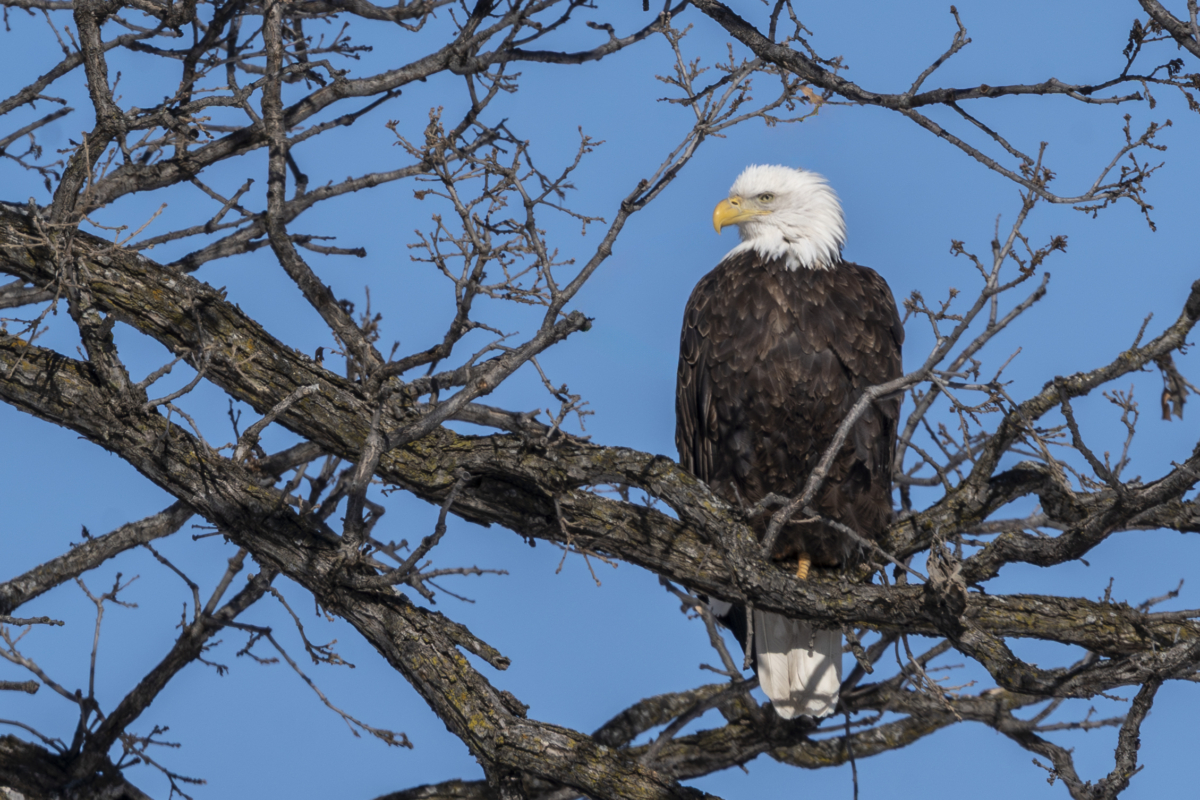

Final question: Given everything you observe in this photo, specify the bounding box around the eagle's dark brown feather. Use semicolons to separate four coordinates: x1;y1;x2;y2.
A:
675;251;903;567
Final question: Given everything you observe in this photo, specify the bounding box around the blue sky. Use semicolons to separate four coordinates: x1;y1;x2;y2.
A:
2;1;1198;798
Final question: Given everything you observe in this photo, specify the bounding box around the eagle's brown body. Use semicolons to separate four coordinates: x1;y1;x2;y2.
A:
675;250;904;570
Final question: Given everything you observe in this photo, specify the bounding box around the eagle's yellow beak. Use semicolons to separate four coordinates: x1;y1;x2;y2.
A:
712;197;767;233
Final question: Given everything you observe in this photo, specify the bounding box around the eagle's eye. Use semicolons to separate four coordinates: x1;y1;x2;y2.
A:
757;193;775;203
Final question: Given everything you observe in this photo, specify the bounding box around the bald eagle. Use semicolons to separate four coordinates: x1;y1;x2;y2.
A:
675;165;903;718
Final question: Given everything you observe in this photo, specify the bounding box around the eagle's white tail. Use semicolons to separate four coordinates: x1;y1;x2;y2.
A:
753;609;842;719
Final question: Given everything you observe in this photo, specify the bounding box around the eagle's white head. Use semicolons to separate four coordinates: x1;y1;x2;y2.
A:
713;165;846;271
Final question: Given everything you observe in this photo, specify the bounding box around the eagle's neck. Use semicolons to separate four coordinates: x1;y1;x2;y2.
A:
726;232;839;271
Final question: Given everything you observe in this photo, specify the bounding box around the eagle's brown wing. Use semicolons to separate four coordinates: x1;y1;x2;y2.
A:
675;253;903;564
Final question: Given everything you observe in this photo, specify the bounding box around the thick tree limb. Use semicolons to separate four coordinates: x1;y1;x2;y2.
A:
0;341;718;800
1139;0;1200;58
2;334;1198;697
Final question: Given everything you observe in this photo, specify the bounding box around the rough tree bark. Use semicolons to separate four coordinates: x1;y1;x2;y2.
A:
1;2;1198;799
